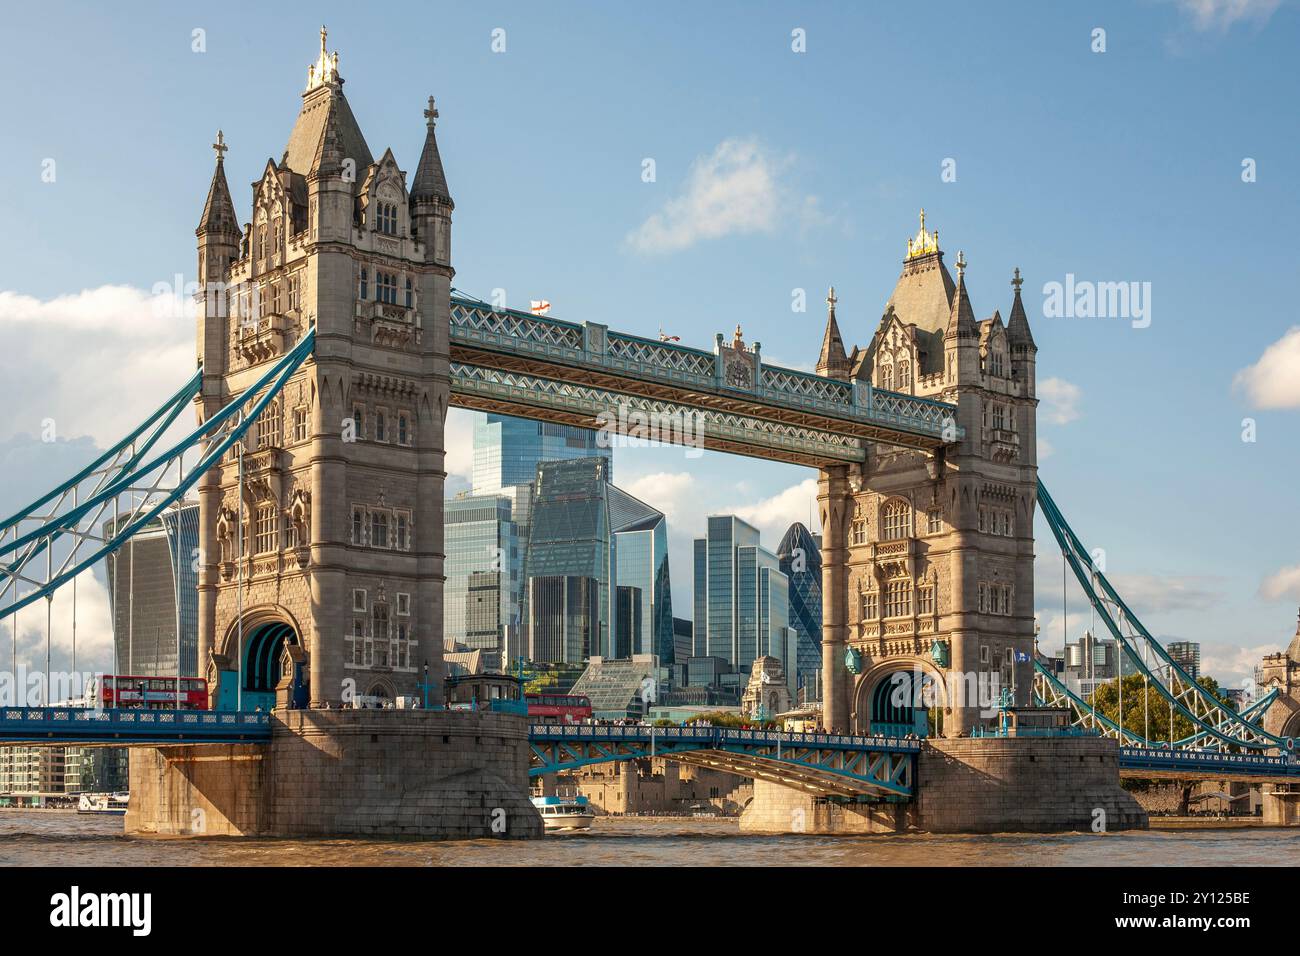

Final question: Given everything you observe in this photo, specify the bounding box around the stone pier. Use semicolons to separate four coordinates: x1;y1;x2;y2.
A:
126;709;542;840
741;737;1147;834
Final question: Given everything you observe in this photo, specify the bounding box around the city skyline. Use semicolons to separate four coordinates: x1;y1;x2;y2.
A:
2;2;1300;691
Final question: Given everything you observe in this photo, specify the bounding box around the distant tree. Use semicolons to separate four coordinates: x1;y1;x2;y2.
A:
1086;674;1230;746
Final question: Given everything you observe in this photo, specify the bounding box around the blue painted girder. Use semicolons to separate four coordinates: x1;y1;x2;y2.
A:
0;707;271;746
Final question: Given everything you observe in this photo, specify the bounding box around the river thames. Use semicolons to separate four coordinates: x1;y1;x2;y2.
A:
3;812;1298;866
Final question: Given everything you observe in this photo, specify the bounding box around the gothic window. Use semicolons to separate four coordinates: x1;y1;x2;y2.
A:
992;404;1007;430
257;223;268;264
405;278;413;309
851;506;867;546
880;363;894;390
285;514;299;549
292;406;309;443
990;351;1004;377
395;512;410;551
372;604;391;665
370;511;389;549
927;509;942;534
395;623;411;669
269;281;282;314
256;402;280;448
377;202;398;236
359;268;368;300
917;586;935;615
352;588;367;612
352;406;365;440
352;620;365;666
254;503;278;554
375;408;387;443
860;588;878;620
287;274;301;311
377;271;398;305
980;644;990;664
397;412;410;446
898;360;911;388
881;499;911;540
884;580;912;618
396;592;411;616
352;508;365;545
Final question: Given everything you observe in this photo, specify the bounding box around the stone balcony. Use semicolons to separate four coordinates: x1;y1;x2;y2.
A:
357;301;422;349
985;427;1020;462
238;312;290;363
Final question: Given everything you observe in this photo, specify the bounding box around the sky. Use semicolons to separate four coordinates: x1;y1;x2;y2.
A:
1;0;1298;688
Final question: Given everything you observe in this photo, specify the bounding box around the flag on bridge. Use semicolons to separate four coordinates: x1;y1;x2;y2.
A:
529;299;551;315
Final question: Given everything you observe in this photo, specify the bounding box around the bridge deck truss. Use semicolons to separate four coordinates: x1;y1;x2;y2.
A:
527;724;918;799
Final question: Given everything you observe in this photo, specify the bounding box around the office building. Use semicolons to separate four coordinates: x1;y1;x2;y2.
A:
105;501;200;677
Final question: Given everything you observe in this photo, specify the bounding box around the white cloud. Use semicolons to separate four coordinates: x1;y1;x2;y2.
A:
1174;0;1281;31
1038;437;1054;460
1108;573;1222;613
733;477;819;545
0;285;193;446
1198;640;1278;688
626;138;813;254
444;408;476;482
1259;563;1300;601
1037;377;1082;425
1233;326;1300;409
8;568;115;678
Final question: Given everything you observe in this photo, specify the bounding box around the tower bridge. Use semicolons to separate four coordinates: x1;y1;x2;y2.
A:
3;29;1298;837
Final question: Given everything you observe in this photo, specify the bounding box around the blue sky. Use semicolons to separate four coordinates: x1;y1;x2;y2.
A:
1;0;1298;685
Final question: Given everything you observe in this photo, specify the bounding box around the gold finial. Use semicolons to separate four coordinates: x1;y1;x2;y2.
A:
733;324;747;352
905;208;940;260
425;95;439;129
1012;267;1023;292
956;250;967;277
826;285;837;312
307;26;340;91
212;130;228;163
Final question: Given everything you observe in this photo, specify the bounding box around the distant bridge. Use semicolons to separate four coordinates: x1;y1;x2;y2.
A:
528;723;919;799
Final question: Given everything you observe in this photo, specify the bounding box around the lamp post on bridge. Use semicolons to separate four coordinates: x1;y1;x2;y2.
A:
418;660;437;710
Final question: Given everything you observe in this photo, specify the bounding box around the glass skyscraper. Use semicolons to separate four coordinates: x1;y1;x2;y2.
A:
777;521;823;691
471;413;604;495
444;494;519;668
524;457;671;664
693;515;793;680
105;501;200;677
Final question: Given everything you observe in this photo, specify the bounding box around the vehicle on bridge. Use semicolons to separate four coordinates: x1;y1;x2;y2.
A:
526;693;592;725
86;675;209;711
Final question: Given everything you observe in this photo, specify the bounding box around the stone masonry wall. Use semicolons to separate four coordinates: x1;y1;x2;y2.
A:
915;737;1147;833
127;710;541;840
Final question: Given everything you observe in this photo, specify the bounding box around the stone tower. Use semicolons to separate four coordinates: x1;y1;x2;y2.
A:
817;212;1038;735
194;30;452;709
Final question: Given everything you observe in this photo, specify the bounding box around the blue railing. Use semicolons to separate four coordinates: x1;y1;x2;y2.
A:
0;707;272;744
527;723;922;753
1119;746;1300;776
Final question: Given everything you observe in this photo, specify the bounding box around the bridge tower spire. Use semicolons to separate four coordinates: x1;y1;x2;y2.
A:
194;30;451;709
818;213;1039;736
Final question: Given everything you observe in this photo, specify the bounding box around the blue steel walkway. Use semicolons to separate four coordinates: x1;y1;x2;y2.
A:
528;723;919;800
1119;746;1300;783
0;707;271;746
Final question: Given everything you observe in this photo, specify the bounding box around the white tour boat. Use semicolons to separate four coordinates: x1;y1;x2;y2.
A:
531;795;595;831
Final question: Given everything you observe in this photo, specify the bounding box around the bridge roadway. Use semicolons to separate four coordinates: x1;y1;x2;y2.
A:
6;708;1299;791
528;723;920;799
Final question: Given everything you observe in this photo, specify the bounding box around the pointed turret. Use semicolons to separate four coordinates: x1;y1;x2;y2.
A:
816;286;851;380
1006;267;1036;351
411;96;452;204
197;131;239;242
944;252;978;339
410;96;454;266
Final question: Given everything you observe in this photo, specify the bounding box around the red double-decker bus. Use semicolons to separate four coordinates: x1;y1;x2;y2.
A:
525;693;592;725
86;675;209;710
